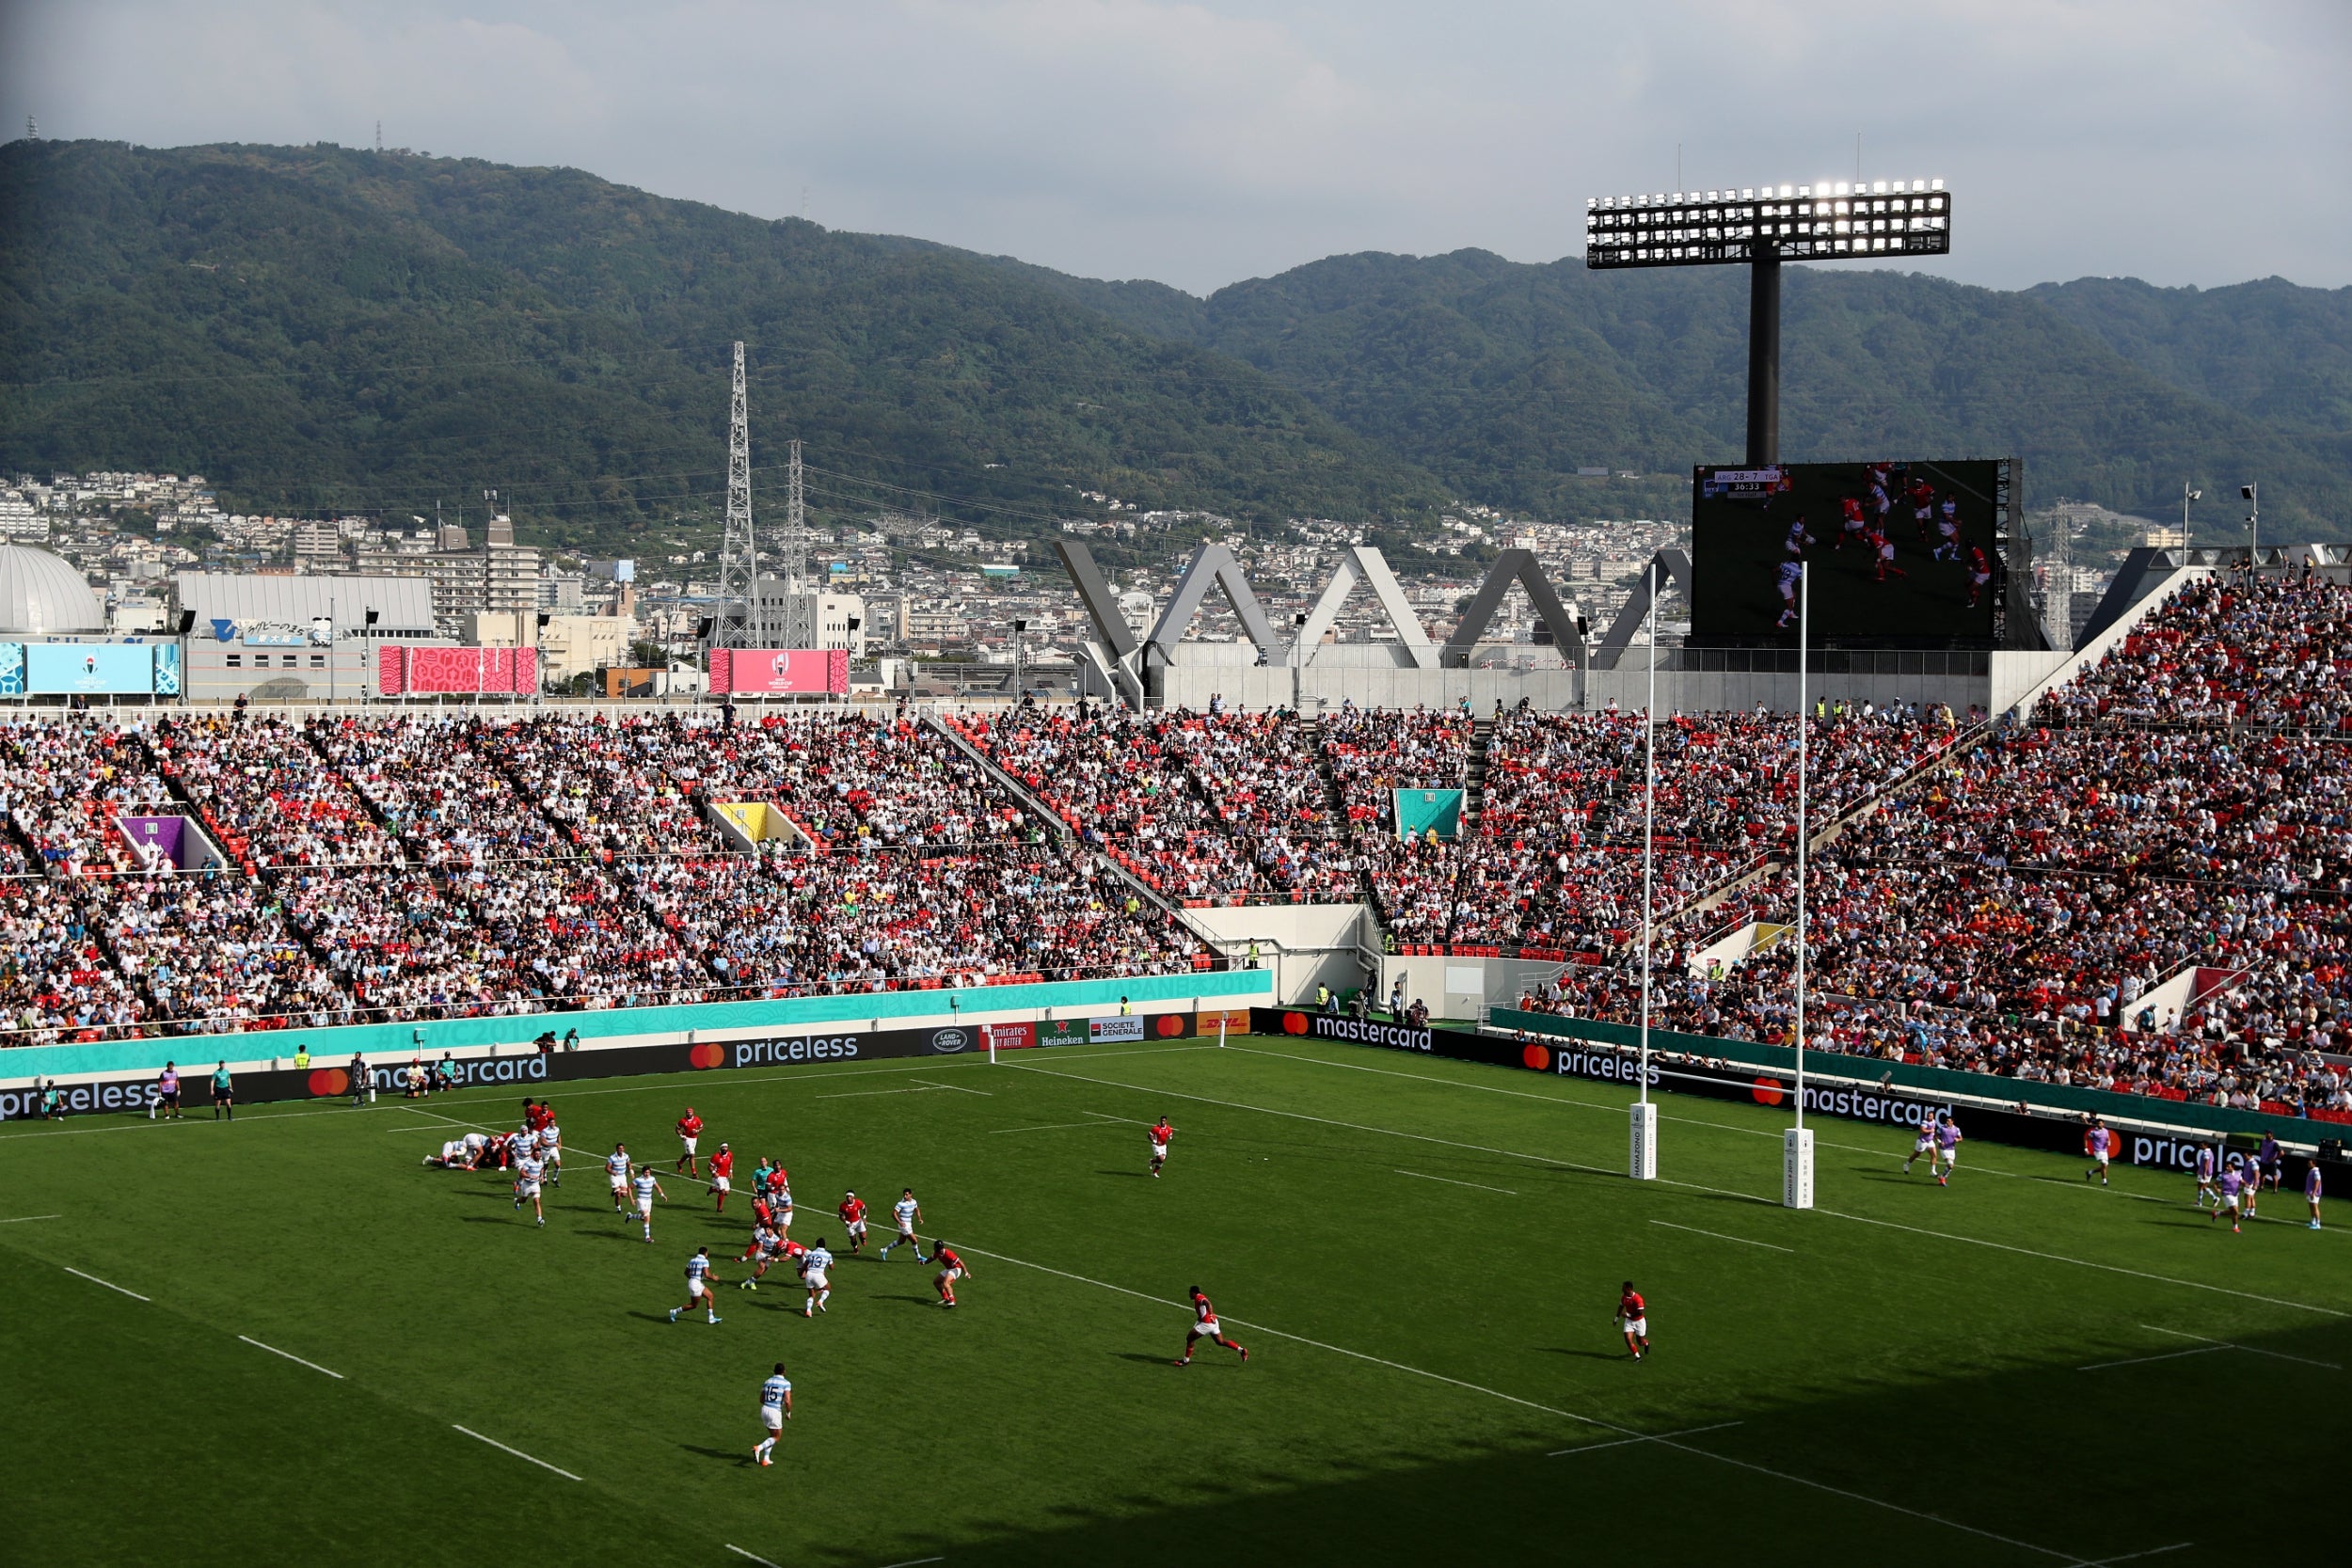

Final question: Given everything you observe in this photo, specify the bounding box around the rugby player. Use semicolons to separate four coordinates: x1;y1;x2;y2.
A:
1175;1287;1248;1366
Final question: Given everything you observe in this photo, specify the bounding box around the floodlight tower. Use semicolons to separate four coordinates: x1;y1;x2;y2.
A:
716;341;763;648
1585;179;1952;465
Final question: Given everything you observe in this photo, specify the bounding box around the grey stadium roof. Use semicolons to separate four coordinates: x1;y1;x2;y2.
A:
0;544;106;635
171;573;438;635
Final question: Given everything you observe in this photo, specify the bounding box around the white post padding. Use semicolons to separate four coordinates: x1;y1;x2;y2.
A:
1782;1126;1815;1210
1629;1101;1659;1180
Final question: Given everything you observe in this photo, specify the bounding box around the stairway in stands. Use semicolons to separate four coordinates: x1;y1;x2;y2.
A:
1305;713;1395;939
1460;714;1494;835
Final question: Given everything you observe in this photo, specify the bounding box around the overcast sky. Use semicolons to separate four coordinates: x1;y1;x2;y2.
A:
4;0;2344;296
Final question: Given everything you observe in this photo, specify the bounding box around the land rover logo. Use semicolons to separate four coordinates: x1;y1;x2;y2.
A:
930;1028;970;1053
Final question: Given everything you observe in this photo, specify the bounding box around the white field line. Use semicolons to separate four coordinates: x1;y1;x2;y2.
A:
1395;1169;1518;1196
813;1085;946;1101
237;1334;344;1379
988;1118;1125;1134
0;1105;386;1140
1649;1220;1793;1254
2076;1345;2226;1373
453;1424;580;1481
2139;1323;2342;1370
910;1078;993;1097
1549;1420;1744;1457
875;1559;946;1568
0;1044;1217;1143
2080;1544;2194;1567
1087;1056;2352;1321
0;1213;61;1223
950;1235;2086;1565
724;1546;784;1568
62;1265;149;1301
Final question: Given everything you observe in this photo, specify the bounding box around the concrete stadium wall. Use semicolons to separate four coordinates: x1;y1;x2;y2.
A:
1157;657;2072;718
1184;903;1377;1005
1160;664;1578;712
1376;953;1565;1022
0;968;1274;1092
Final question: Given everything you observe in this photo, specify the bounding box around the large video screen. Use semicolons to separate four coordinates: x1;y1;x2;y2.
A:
1691;460;2001;641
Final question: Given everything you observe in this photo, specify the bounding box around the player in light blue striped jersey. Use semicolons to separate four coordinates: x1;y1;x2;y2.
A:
753;1363;792;1466
669;1245;723;1324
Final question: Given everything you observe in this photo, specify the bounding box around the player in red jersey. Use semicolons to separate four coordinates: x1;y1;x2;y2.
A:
524;1098;553;1134
710;1144;736;1212
1966;546;1993;608
764;1163;792;1233
1836;495;1867;549
839;1191;869;1255
1868;529;1908;581
1616;1281;1649;1360
932;1243;972;1307
1149;1117;1174;1179
1175;1287;1248;1366
675;1108;705;1176
1906;477;1937;542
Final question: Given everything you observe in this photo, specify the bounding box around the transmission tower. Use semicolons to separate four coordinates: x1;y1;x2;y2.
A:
716;341;764;647
2045;507;2074;651
781;439;807;590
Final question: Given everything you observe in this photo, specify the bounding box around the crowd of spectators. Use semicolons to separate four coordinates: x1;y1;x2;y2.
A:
12;563;2352;1112
630;840;1201;991
953;706;1358;903
2039;567;2352;729
1508;573;2352;1116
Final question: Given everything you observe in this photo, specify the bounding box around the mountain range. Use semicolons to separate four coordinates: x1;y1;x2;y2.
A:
2;139;2344;550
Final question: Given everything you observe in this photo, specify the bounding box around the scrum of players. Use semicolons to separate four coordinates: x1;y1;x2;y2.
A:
1772;462;1991;628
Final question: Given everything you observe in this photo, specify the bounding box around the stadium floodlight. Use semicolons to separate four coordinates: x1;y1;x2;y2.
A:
2242;483;2260;557
1585;179;1953;465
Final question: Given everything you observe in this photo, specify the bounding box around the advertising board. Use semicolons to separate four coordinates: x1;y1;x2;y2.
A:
3;1011;1206;1119
708;648;849;697
24;642;160;695
1249;1007;2292;1170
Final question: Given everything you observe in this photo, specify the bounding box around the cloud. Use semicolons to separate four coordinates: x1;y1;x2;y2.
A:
2;0;2343;293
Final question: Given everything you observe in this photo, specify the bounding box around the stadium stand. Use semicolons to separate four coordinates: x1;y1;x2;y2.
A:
7;564;2352;1120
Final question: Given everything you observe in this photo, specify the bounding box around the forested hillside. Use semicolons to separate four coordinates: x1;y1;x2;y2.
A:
4;138;2344;545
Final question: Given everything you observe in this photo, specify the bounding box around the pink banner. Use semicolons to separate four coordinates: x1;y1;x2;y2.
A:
709;648;848;696
378;646;539;695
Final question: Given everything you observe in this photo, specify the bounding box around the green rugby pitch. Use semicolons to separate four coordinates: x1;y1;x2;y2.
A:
2;1036;2344;1566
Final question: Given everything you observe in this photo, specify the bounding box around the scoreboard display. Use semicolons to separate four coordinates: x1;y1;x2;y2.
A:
1691;459;2002;641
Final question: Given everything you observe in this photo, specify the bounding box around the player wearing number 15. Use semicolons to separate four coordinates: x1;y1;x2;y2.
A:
753;1364;793;1467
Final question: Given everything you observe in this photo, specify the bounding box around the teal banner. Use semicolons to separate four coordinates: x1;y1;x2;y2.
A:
0;969;1272;1087
1393;787;1463;842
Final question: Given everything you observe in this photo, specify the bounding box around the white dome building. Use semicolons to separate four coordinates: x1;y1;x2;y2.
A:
0;544;104;636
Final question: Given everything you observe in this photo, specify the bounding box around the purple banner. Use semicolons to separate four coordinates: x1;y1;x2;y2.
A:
119;816;187;869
